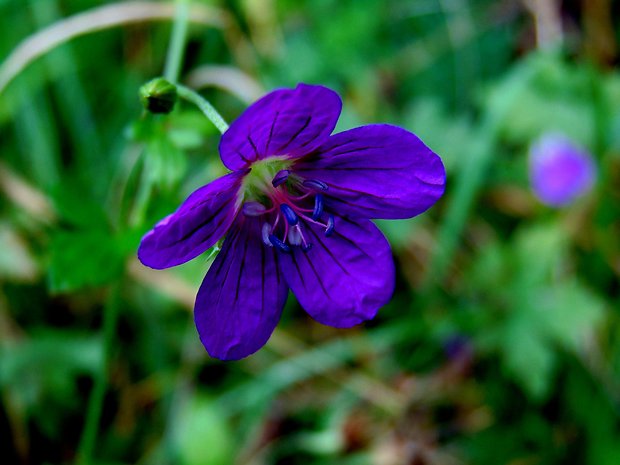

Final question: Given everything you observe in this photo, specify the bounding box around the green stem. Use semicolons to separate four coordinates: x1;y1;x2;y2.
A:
76;283;121;465
177;84;229;134
129;153;155;227
163;0;190;83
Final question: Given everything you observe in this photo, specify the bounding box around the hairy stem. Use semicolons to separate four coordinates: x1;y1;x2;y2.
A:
177;84;229;134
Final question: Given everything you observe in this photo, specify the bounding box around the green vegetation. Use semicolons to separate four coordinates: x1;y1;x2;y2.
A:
1;0;619;464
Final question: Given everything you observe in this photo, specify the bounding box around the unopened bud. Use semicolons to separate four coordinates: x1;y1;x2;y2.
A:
139;77;178;114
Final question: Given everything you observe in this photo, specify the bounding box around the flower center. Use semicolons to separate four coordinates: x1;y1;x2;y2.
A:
240;156;292;201
240;158;335;253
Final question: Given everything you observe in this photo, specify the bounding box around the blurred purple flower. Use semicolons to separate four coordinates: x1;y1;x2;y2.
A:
529;134;596;207
138;84;445;360
443;334;473;361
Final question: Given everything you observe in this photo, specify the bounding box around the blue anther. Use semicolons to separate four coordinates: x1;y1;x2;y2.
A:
325;215;335;237
262;223;272;247
312;194;324;220
269;234;291;253
288;226;302;246
280;204;298;226
301;243;313;253
272;169;290;187
302;179;328;191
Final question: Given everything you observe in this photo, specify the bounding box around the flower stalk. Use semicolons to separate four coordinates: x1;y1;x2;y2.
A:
176;84;229;134
76;282;121;465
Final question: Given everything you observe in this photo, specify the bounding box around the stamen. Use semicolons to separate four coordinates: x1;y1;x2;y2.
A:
288;226;302;245
269;234;291;253
312;194;324;220
280;204;299;226
288;192;312;201
302;179;329;191
325;215;335;237
272;169;290;187
271;213;281;233
262;223;273;246
243;201;267;216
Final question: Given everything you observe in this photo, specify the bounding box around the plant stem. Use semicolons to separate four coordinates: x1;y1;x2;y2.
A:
163;0;190;83
177;84;229;134
76;283;121;465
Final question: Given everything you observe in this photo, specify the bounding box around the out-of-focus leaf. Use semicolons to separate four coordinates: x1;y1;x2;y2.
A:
0;330;102;411
536;281;605;351
565;366;620;465
511;223;567;287
375;217;419;250
489;53;595;146
500;308;556;399
404;97;475;173
48;229;125;292
168;110;218;148
168;128;204;150
469;223;605;399
50;180;108;228
171;393;234;465
144;135;187;191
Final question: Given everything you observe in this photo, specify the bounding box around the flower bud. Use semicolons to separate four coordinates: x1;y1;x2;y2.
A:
139;77;178;114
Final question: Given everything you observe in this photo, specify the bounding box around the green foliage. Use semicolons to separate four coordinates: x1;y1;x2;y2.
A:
0;331;102;436
171;393;234;465
1;0;619;464
468;224;605;398
47;229;127;292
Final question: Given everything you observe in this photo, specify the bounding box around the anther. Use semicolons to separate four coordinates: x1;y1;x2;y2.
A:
288;226;302;246
272;169;290;187
243;202;267;216
280;204;299;226
269;234;291;253
262;223;273;246
325;215;335;237
312;194;324;220
301;243;313;253
302;179;328;191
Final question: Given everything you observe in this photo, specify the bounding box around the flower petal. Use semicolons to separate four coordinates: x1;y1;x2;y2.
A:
219;84;342;170
194;217;289;360
294;124;445;219
281;216;394;328
138;171;245;269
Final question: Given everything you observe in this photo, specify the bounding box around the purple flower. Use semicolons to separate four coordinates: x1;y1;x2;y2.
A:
138;84;445;360
529;133;596;207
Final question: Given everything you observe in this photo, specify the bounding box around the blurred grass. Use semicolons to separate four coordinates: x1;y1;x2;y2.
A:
1;0;620;464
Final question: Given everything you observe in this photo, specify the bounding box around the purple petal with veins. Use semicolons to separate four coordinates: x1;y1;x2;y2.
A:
138;83;446;360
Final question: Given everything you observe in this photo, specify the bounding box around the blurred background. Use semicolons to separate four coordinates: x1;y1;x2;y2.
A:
1;0;619;464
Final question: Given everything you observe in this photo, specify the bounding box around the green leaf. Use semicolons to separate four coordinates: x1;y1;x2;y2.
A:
48;230;125;292
512;223;567;287
50;180;108;228
489;52;595;146
535;281;605;352
171;393;234;465
145;135;187;191
500;311;556;400
404;97;475;173
0;330;102;432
